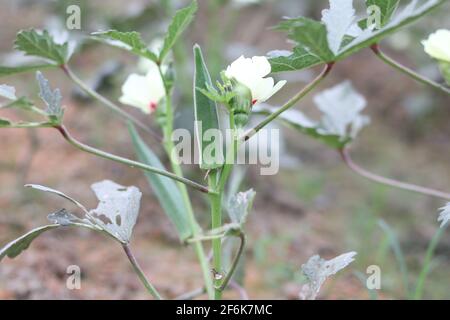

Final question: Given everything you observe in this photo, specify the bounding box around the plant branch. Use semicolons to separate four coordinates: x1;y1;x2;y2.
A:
217;232;246;292
371;44;450;95
241;63;333;142
54;125;212;193
159;70;215;299
122;244;162;300
208;170;223;300
340;147;450;201
61;64;163;141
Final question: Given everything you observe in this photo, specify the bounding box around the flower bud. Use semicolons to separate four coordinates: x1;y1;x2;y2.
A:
230;81;252;128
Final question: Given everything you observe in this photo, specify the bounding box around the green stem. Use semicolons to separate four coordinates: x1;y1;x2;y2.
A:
340;147;450;201
208;170;223;300
54;125;211;193
371;44;450;95
159;77;214;299
413;224;448;300
241;63;333;142
218;232;246;292
61;65;162;141
122;244;162;300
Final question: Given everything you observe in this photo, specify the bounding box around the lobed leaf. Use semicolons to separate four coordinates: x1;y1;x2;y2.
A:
270;0;445;72
300;251;357;300
159;0;198;62
87;180;142;244
14;29;71;65
91;30;158;62
36;71;64;121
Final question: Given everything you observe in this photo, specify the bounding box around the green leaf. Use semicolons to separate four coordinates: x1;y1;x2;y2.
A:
0;118;12;127
36;71;64;122
193;44;222;170
0;225;60;261
270;0;445;72
91;30;158;62
14;29;71;65
159;0;198;62
0;64;57;78
128;123;192;241
339;0;445;58
276;17;335;63
269;48;324;73
366;0;401;27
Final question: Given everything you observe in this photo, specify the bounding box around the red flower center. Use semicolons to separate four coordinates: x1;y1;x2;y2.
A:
149;101;157;112
252;99;257;105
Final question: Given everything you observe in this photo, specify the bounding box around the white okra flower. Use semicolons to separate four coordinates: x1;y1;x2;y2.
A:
225;55;286;105
422;29;450;63
119;62;165;114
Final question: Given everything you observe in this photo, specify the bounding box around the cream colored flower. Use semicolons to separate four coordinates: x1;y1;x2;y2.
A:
422;29;450;63
225;55;286;105
119;63;165;114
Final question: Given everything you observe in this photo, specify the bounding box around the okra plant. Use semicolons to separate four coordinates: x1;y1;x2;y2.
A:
1;0;449;300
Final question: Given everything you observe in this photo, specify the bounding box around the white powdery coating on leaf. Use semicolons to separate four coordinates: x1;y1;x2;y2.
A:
0;84;17;101
314;80;370;140
228;189;256;225
321;0;358;55
88;180;142;243
300;251;357;300
438;203;450;228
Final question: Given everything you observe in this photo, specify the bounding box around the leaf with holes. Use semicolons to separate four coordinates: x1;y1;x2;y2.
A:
87;180;142;244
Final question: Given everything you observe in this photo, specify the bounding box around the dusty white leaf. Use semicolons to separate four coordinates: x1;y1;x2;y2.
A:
0;84;17;100
87;180;142;244
227;189;256;225
314;81;370;140
438;203;450;228
321;0;359;54
300;251;357;300
36;71;63;117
